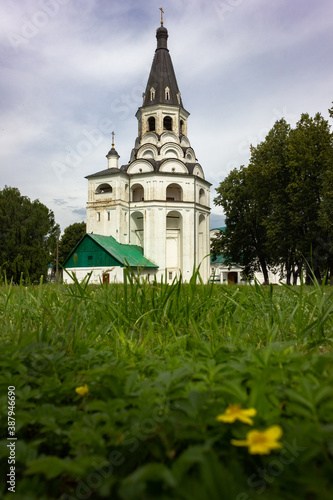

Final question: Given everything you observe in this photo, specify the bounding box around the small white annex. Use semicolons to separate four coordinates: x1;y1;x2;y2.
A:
210;228;291;285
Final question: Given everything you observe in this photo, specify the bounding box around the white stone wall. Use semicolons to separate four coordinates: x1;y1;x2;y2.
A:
63;266;124;284
63;266;159;285
210;256;301;285
87;173;130;242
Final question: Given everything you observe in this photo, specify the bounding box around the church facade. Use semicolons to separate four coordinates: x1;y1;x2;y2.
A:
64;22;211;284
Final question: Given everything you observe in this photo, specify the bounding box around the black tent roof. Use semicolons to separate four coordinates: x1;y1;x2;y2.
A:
142;26;183;108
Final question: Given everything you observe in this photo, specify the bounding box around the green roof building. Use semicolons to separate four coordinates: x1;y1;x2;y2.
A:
63;234;158;284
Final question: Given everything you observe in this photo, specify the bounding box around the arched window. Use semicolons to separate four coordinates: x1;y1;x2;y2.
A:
163;116;172;131
130;211;144;248
148;117;155;132
199;188;205;204
166;183;183;201
198;214;205;265
150;87;155;101
96;183;112;194
131;184;144;202
166;210;182;278
180;120;184;134
165;87;170;100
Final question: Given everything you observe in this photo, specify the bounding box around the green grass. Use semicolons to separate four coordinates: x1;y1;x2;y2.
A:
0;273;333;499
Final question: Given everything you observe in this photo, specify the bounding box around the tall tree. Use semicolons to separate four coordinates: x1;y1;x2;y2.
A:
318;104;333;283
248;119;301;284
0;186;58;282
287;113;333;283
58;221;86;265
213;111;333;285
212;166;271;283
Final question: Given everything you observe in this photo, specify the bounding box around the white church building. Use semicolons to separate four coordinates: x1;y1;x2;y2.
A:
64;21;211;284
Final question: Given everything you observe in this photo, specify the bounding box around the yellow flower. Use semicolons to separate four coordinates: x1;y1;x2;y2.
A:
231;425;283;455
75;384;89;396
216;404;257;425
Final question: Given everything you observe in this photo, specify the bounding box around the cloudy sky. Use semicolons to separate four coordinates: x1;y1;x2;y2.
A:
1;0;332;231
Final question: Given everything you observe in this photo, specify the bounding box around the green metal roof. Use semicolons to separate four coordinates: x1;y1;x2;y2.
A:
210;254;227;264
90;234;158;268
63;234;158;269
210;226;240;269
210;254;242;269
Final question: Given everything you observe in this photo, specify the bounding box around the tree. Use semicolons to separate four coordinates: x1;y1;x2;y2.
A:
248;119;301;285
0;186;58;282
213;111;333;285
287;113;333;283
318;105;333;283
58;221;86;266
212;166;271;284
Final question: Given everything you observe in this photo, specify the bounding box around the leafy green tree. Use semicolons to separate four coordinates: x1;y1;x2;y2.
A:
212;166;271;283
287;113;333;283
318;105;333;283
0;186;58;282
58;221;86;265
213;112;333;284
248;119;300;284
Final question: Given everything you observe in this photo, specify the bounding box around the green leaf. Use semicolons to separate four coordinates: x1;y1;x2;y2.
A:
172;444;209;482
26;456;67;479
125;371;139;395
314;386;333;407
285;388;315;411
121;463;177;487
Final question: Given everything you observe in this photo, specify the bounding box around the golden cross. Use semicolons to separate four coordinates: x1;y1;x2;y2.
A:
160;7;164;25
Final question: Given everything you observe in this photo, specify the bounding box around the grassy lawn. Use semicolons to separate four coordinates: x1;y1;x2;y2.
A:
0;273;333;499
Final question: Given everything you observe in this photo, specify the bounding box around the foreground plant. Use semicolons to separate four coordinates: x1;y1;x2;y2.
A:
216;404;257;425
0;278;332;500
231;425;283;455
75;384;89;396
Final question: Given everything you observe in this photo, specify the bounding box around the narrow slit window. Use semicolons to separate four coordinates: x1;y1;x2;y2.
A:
163;116;172;131
148;116;155;131
150;87;155;101
165;87;170;100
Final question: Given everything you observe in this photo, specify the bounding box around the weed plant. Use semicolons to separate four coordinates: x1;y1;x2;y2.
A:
0;271;333;499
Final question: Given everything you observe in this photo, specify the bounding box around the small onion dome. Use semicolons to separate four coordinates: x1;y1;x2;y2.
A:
156;26;168;50
106;147;120;159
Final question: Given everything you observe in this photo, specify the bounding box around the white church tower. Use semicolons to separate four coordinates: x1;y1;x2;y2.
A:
85;21;211;283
